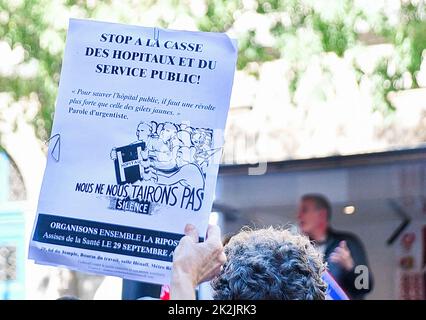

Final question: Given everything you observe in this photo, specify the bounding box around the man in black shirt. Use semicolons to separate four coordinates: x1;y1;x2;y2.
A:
297;194;374;299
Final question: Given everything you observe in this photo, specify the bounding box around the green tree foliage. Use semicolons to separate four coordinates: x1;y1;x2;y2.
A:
0;0;55;141
0;0;117;143
1;0;426;143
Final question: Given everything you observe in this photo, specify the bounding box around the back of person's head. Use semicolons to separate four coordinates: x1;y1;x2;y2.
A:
211;227;327;300
56;295;79;300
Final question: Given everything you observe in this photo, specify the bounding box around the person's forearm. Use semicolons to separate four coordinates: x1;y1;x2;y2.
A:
170;267;197;300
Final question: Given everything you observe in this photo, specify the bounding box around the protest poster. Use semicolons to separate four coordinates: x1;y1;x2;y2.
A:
28;18;237;285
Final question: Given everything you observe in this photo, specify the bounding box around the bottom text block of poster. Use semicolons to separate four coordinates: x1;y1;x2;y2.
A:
29;213;187;284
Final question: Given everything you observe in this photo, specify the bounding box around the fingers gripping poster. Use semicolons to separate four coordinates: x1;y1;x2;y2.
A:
28;19;237;285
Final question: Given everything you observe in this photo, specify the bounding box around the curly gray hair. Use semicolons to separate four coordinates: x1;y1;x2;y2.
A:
211;227;327;300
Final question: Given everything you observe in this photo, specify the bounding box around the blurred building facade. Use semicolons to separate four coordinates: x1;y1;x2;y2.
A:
216;148;426;299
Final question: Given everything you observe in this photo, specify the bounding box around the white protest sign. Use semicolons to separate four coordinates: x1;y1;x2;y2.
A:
28;18;237;285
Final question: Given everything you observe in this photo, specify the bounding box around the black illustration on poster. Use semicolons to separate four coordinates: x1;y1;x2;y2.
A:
111;121;221;190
